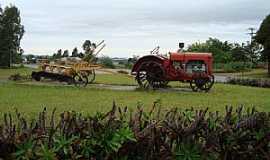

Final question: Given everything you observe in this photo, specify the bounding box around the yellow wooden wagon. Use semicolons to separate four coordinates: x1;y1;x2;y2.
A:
32;40;105;87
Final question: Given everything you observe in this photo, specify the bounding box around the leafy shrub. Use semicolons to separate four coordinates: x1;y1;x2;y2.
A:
9;73;30;81
0;103;269;159
227;77;270;88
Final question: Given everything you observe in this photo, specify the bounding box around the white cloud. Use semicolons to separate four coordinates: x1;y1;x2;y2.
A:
1;0;269;57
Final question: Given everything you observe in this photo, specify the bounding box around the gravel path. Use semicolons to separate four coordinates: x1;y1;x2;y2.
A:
11;80;193;92
89;83;193;92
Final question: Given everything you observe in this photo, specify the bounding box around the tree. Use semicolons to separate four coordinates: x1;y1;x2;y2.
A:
25;54;35;62
71;47;78;57
82;40;96;62
99;56;115;68
245;41;263;64
187;38;263;64
56;49;62;58
82;40;92;53
187;38;233;63
52;49;62;59
255;14;270;76
230;42;260;63
230;43;248;62
78;52;84;58
0;5;3;34
0;5;24;67
62;49;69;57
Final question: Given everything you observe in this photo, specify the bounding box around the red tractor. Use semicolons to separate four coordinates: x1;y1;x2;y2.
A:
131;43;215;92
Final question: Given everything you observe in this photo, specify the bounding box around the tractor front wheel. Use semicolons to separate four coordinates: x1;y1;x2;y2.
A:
190;75;214;92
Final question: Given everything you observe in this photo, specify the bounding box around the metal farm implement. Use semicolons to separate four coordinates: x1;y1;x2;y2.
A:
32;40;105;87
32;62;101;87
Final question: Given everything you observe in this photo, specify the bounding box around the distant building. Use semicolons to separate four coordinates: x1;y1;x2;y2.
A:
111;57;128;65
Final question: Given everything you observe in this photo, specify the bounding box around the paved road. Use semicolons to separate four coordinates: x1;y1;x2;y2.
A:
214;75;228;83
24;64;38;69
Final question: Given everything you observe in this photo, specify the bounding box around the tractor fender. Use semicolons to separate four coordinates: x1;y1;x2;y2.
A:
131;55;166;75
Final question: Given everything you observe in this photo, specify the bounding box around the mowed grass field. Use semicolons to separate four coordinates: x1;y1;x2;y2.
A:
0;67;270;118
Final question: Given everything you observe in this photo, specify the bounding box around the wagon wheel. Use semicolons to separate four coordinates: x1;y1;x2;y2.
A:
73;72;88;87
136;61;166;89
66;77;74;85
87;69;96;84
190;75;214;92
31;72;41;81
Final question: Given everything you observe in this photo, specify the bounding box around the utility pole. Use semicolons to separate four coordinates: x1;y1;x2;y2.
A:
247;27;256;42
247;27;257;65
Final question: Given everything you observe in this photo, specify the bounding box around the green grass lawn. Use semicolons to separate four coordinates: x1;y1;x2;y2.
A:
95;73;137;86
0;67;269;119
95;73;185;87
0;67;34;80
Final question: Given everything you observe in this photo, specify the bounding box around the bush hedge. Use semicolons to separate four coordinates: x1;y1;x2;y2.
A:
0;103;269;159
227;77;270;88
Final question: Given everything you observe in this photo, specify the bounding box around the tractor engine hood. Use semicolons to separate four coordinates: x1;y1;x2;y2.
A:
170;52;212;61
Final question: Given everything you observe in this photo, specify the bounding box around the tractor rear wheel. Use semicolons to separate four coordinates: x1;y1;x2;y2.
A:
136;61;166;89
190;75;214;92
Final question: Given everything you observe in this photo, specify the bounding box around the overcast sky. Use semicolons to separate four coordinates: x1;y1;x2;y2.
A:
1;0;270;57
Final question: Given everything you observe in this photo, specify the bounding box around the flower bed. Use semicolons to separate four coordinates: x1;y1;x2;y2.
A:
0;102;269;159
227;77;270;88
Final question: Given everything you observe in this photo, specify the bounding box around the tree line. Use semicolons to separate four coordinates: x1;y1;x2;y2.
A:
51;40;97;61
187;38;263;64
51;40;116;68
